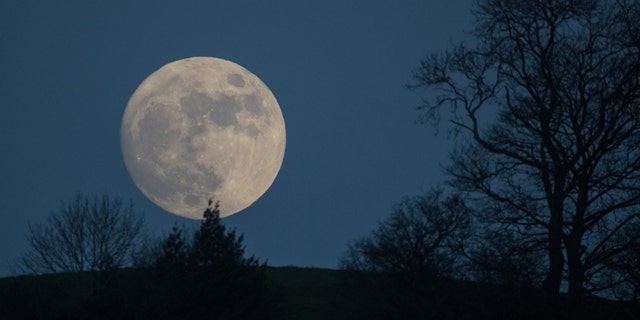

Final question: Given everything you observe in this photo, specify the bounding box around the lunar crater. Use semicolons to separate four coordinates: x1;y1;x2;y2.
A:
227;73;245;88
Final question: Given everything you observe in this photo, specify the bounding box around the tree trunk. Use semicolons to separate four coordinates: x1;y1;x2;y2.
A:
542;212;564;295
566;253;584;298
566;230;585;298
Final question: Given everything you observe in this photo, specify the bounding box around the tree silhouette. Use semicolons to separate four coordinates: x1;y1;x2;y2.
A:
341;189;470;280
409;0;640;297
142;199;270;320
20;193;144;274
189;199;251;268
340;189;471;319
604;220;640;301
154;224;189;269
464;224;546;288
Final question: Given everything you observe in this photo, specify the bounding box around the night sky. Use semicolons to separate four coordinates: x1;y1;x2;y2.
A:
0;0;473;276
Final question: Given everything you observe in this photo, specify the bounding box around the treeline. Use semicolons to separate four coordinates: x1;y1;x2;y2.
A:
4;196;274;320
340;189;640;319
3;191;639;319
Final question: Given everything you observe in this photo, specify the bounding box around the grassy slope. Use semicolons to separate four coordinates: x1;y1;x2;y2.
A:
0;267;365;320
266;266;380;320
1;267;638;320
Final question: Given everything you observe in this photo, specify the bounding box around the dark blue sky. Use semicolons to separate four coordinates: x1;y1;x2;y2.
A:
0;0;472;276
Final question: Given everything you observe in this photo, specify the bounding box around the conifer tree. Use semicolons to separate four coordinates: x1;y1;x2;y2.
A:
190;199;247;268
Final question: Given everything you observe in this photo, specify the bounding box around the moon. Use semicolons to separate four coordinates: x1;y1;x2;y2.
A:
120;57;285;219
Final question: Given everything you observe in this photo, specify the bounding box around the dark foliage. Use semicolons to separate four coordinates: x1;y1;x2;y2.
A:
154;224;189;269
141;199;272;320
189;200;259;268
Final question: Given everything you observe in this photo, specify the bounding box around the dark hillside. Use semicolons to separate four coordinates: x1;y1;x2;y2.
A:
0;267;638;320
266;267;363;319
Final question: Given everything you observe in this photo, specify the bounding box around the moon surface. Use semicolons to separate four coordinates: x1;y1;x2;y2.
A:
121;57;285;219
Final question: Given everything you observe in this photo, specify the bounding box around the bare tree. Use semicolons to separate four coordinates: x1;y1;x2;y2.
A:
464;221;547;288
340;190;471;319
20;193;144;274
410;0;640;297
341;189;471;279
602;220;640;301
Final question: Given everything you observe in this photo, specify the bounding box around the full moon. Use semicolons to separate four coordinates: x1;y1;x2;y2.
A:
120;57;285;219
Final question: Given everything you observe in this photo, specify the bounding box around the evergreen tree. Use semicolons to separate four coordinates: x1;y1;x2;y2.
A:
140;200;271;320
190;199;246;268
155;224;189;268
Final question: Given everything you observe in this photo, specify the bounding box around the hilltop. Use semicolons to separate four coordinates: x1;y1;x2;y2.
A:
0;266;638;320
